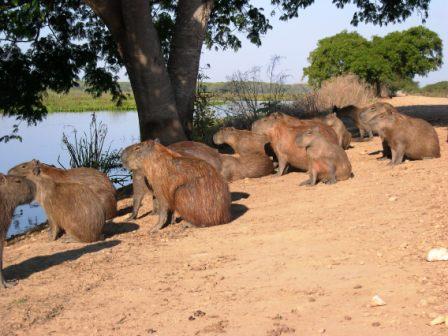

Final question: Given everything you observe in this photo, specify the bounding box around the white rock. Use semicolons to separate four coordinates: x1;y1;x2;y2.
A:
426;248;448;262
388;196;398;202
429;315;446;326
371;294;386;307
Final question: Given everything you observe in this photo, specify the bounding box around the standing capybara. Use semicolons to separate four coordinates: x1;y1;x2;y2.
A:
220;153;274;181
8;161;116;220
122;140;231;231
316;113;352;149
252;113;339;175
22;161;105;242
334;105;373;140
123;140;225;220
360;106;440;165
296;127;353;185
213;127;271;155
0;174;35;288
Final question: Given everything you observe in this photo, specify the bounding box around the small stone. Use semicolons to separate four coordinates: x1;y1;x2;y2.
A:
419;299;428;307
372;322;381;327
371;295;386;307
344;315;352;321
308;297;316;302
318;328;326;334
353;285;362;289
389;196;397;202
426;248;448;261
430;315;446;325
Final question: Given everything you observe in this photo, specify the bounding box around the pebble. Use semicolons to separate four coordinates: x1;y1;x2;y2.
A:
388;196;398;202
371;295;386;307
426;247;448;261
430;315;446;326
372;322;381;327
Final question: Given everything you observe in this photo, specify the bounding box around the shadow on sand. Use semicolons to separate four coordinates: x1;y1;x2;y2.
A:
4;240;121;281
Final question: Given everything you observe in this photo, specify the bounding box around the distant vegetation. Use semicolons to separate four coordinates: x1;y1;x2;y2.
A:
407;81;448;98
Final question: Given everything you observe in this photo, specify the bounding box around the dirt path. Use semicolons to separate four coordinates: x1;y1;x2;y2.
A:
1;98;448;335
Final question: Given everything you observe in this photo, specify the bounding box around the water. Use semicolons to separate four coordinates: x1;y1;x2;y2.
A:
0;111;140;238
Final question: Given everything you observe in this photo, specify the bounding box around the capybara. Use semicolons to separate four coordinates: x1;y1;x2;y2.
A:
296;127;353;185
220;153;274;181
334;105;373;139
122;140;225;220
316;113;352;149
22;161;105;242
121;140;231;231
9;161;116;220
252;113;339;175
360;106;440;165
0;174;35;288
213;127;271;155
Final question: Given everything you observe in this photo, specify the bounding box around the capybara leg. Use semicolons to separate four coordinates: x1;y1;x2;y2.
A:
0;238;16;289
61;234;81;243
151;202;169;232
152;195;159;215
300;170;317;186
389;146;405;165
367;129;373;138
324;165;337;185
48;221;62;241
128;193;144;220
359;128;366;139
277;157;288;176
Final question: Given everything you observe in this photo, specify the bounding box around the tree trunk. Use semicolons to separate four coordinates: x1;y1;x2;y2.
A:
84;0;186;144
168;0;214;138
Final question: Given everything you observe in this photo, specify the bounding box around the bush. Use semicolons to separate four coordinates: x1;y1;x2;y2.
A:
59;113;129;185
292;74;376;116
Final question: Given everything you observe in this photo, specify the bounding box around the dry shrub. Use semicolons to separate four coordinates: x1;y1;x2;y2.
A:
292;74;376;117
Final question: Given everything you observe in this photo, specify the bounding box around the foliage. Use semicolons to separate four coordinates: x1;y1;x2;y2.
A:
293;74;376;116
58;113;128;185
192;67;223;145
222;56;289;128
0;123;22;143
1;0;431;126
303;26;443;94
406;81;448;97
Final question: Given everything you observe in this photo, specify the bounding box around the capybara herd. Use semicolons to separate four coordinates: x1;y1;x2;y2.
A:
1;101;442;288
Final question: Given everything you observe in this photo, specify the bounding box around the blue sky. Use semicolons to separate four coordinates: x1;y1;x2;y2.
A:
199;0;448;86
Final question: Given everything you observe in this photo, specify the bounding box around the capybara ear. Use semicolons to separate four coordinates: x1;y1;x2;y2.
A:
332;105;338;112
32;162;41;176
0;173;5;184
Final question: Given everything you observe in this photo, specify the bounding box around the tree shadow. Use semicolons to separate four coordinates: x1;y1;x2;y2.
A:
231;203;249;221
4;240;121;281
102;222;139;238
231;192;250;202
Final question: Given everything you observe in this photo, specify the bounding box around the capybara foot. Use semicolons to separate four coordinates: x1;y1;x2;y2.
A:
182;221;194;229
324;179;337;185
60;235;81;243
127;213;137;220
299;179;312;186
377;156;389;161
1;279;18;289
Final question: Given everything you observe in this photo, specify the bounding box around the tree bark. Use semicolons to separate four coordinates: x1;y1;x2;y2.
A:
168;0;214;138
84;0;186;144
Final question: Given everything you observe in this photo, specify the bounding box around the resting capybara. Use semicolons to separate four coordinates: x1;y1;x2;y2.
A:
0;174;35;288
220;153;274;181
213;127;270;155
252;113;339;175
334;105;373;139
360;106;440;165
316;113;352;149
296;127;353;185
123;141;225;220
8;161;116;220
122;140;231;231
23;161;105;242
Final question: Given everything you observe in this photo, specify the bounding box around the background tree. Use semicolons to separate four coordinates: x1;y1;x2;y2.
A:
1;0;432;143
303;26;443;95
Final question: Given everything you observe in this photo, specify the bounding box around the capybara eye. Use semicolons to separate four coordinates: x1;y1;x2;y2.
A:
14;179;22;184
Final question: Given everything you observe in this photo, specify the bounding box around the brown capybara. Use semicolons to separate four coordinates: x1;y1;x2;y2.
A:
8;161;116;220
333;105;373;139
316;113;352;149
220;153;274;182
360;106;440;165
0;174;35;288
296;127;353;185
213;127;271;155
121;140;231;231
122;140;225;220
252;113;339;175
23;161;105;242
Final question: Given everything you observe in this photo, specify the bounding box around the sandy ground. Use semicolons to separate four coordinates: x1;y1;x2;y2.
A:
1;96;448;336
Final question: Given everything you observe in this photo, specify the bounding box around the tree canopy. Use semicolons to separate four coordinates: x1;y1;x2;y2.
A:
303;26;443;93
0;0;433;141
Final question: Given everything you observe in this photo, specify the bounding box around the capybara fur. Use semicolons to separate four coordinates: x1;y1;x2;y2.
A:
213;127;270;155
316;113;352;149
334;105;373;139
122;140;231;230
122;141;226;220
9;161;116;220
23;161;105;242
0;174;35;288
220;153;274;182
361;106;440;165
296;127;353;185
252;113;339;176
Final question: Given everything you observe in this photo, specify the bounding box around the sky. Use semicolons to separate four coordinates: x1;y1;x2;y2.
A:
199;0;448;86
